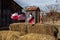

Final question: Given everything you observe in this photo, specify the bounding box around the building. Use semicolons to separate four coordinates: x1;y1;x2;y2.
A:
0;0;23;30
25;6;40;24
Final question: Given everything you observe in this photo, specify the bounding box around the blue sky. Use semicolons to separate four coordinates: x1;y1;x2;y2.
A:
14;0;60;12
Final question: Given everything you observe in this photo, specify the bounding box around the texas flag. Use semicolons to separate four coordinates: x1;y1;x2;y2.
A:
27;13;34;24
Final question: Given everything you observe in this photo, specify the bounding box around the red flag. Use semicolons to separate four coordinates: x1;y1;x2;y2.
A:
29;17;34;24
12;16;18;20
11;13;18;20
18;14;25;20
27;13;34;24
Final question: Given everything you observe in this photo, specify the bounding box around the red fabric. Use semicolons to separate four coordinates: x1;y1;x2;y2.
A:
29;17;34;24
18;14;25;20
12;16;18;20
11;14;25;20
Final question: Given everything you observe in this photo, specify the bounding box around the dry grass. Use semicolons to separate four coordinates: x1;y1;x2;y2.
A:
1;23;59;40
27;24;56;36
9;23;27;35
19;33;55;40
0;31;21;40
9;23;58;36
0;31;55;40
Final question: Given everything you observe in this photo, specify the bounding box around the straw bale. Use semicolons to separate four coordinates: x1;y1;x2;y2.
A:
19;33;55;40
0;31;21;40
27;24;55;36
9;23;27;35
9;23;58;38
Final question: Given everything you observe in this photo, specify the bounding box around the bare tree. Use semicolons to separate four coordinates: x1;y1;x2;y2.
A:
46;4;58;23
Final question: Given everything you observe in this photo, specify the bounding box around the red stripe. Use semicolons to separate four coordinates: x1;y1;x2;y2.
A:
12;16;18;20
29;17;34;23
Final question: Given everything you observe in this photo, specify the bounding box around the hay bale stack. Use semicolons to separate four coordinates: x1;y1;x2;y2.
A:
0;31;21;40
27;24;55;36
9;23;27;35
19;33;55;40
9;23;58;39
